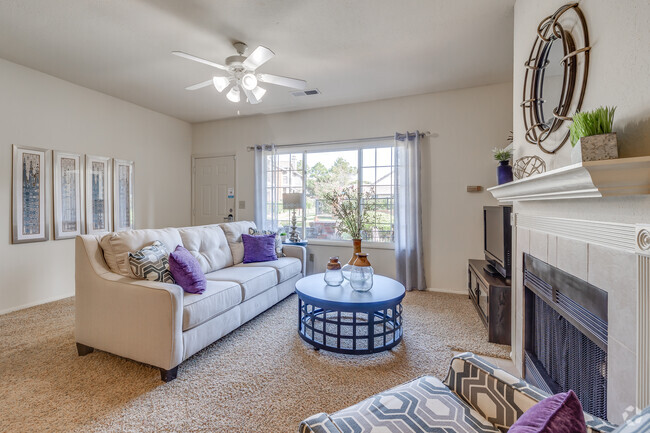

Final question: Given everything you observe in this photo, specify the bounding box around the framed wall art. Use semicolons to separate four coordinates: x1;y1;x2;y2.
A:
113;159;134;231
12;144;51;244
85;155;112;234
53;151;84;240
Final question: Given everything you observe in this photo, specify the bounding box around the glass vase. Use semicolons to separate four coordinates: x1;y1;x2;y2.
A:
342;238;362;280
349;253;373;292
324;256;344;286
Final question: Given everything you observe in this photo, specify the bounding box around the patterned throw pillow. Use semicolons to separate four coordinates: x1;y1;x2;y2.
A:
128;240;175;283
248;228;285;257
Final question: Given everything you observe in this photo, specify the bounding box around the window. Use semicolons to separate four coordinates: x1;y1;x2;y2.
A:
263;141;395;243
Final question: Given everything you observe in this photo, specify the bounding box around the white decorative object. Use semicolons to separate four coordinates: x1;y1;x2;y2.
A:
488;156;650;202
571;132;618;164
113;159;135;231
53;151;84;240
85;155;112;234
12;145;51;243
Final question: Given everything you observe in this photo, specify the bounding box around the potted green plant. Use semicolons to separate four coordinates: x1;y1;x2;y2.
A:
493;147;513;185
279;232;287;243
322;186;376;279
569;106;617;164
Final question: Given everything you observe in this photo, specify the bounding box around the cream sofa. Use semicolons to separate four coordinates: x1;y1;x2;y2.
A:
75;221;305;381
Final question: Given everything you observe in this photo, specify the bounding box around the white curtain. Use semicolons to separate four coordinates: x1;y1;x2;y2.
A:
394;131;427;291
253;144;277;230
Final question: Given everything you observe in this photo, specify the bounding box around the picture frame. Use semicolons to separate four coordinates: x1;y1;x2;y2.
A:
113;159;135;231
12;144;51;244
85;155;112;234
53;151;85;240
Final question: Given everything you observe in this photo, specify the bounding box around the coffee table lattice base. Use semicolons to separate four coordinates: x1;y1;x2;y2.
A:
298;298;403;354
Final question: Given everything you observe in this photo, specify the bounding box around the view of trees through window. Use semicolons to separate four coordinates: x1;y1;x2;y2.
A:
266;143;395;243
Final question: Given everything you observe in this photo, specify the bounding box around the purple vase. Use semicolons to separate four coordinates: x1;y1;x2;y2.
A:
497;160;513;185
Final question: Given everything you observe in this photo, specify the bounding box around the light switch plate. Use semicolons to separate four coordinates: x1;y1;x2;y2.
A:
239;200;246;209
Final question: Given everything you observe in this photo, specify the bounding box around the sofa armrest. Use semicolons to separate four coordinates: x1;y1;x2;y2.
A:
443;352;616;433
283;245;306;275
75;236;184;371
299;413;343;433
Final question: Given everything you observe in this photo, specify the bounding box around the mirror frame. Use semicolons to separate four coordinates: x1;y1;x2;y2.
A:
521;3;591;154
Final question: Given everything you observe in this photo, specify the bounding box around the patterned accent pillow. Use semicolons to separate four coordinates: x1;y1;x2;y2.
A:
249;228;285;257
128;240;175;283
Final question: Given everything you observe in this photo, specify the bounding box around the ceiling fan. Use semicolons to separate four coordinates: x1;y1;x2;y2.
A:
173;42;307;104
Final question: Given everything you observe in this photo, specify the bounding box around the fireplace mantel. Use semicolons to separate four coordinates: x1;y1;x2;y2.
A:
488;156;650;202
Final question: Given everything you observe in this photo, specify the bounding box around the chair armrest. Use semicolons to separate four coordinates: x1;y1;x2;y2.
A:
299;413;343;433
443;352;616;432
75;236;184;370
283;245;306;275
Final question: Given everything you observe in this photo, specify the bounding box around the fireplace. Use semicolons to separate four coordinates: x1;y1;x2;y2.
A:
523;254;608;420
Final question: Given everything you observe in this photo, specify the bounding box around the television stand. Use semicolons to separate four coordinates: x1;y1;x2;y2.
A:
483;263;499;277
468;259;511;345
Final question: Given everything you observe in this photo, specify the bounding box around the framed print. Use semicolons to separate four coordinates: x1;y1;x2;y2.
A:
113;159;135;231
12;144;51;244
53;151;85;239
85;155;112;234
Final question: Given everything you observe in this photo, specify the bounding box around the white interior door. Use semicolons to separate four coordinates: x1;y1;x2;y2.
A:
193;156;235;225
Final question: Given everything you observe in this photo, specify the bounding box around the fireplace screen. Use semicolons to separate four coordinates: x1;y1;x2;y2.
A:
524;254;608;420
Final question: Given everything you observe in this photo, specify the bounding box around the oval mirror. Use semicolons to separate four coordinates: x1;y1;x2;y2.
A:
536;38;565;131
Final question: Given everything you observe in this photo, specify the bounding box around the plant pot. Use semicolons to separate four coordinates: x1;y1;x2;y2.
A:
341;238;362;280
497;160;513;185
571;132;618;164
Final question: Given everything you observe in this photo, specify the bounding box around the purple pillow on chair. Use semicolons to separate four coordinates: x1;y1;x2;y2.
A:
509;390;587;433
168;245;207;294
242;233;278;263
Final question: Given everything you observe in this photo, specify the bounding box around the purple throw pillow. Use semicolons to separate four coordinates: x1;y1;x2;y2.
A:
509;390;587;433
168;245;207;294
242;233;278;263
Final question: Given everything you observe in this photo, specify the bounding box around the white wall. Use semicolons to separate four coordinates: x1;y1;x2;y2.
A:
0;58;192;314
193;82;513;290
512;0;650;220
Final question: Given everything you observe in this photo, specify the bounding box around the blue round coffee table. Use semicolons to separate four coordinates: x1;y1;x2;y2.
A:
295;274;406;354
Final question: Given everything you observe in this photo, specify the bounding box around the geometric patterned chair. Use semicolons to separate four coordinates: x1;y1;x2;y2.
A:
299;352;616;433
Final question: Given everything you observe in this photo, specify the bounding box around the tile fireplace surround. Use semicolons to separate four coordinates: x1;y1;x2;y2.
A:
489;157;650;424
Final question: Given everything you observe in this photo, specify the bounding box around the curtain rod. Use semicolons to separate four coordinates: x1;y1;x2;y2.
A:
246;131;430;151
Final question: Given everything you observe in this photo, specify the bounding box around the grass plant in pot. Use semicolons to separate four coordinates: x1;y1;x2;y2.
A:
322;186;377;280
569;106;618;164
493;147;513;185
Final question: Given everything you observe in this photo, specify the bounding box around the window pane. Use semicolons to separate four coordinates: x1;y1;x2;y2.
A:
362;167;375;185
362;148;375;167
376;147;392;166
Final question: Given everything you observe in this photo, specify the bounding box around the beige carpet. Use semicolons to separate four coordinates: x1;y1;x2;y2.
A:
0;291;510;433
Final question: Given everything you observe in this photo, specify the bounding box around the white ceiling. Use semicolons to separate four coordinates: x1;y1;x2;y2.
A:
0;0;515;123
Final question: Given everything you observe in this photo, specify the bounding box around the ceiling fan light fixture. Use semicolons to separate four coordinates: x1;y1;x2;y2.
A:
251;86;266;101
226;86;241;103
212;76;230;92
241;73;258;91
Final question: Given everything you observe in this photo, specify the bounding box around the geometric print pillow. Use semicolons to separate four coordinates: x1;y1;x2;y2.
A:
248;228;285;257
128;240;175;284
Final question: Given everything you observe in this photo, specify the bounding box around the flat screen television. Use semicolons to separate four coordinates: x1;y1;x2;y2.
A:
484;205;512;279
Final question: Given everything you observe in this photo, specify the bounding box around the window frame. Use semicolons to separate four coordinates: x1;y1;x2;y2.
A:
265;139;396;246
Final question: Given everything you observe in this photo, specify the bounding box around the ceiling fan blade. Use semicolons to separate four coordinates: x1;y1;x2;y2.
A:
172;51;228;70
185;79;214;91
242;87;261;104
257;73;307;90
242;46;275;70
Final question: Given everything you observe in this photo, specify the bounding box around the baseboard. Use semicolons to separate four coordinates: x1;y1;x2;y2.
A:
426;287;467;295
0;292;74;316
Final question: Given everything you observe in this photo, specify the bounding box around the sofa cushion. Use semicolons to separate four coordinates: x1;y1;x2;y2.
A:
330;375;500;433
182;280;242;331
205;266;277;301
178;225;233;273
509;390;586;433
169;245;207;294
128;241;175;284
237;257;302;283
218;221;256;265
100;228;183;277
242;233;278;263
249;227;285;257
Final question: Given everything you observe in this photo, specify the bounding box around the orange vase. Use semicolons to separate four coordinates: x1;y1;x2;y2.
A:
341;238;362;280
